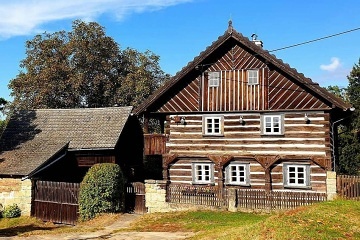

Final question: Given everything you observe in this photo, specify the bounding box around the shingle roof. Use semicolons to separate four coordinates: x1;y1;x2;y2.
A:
134;25;351;115
0;107;133;176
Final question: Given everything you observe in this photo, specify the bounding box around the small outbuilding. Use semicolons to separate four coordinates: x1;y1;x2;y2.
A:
0;107;143;224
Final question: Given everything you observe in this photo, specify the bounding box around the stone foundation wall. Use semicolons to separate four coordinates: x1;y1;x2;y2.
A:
326;171;337;200
0;178;32;216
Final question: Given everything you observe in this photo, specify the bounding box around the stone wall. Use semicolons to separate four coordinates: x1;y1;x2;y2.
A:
0;178;32;216
145;180;170;213
326;171;337;200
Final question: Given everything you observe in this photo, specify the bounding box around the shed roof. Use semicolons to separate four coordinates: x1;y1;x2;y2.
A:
0;107;133;176
134;24;351;115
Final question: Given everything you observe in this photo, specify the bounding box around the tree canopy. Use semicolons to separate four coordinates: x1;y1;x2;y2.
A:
335;59;360;175
9;20;168;110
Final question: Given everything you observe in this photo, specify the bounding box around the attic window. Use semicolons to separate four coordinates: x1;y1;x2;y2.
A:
208;72;220;87
247;70;259;85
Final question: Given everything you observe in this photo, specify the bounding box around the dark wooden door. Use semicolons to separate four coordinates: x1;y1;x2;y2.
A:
125;182;146;214
32;180;79;225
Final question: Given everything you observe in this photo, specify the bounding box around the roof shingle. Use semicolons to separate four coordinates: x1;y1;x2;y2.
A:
0;107;133;176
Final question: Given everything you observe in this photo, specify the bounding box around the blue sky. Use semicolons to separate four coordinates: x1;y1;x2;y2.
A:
1;0;360;103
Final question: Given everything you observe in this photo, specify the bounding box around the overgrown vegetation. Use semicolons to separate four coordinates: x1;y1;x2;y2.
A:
79;163;125;221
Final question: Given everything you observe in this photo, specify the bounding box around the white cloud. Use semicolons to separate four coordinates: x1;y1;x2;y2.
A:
320;57;341;72
0;0;192;39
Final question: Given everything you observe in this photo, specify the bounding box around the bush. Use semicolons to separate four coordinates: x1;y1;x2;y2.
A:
79;163;125;221
3;204;21;218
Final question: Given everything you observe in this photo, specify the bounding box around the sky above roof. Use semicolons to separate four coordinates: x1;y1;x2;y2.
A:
0;0;359;103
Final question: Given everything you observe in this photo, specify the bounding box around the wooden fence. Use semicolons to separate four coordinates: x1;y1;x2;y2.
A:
236;189;327;210
166;185;228;207
32;181;80;225
337;175;360;200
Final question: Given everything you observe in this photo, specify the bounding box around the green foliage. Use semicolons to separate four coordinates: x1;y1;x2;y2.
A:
9;20;167;111
337;59;360;175
325;85;349;102
2;204;21;218
78;163;125;221
0;97;6;111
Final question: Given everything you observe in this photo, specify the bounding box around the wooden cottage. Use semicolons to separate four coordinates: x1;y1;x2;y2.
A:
134;22;352;196
0;107;143;223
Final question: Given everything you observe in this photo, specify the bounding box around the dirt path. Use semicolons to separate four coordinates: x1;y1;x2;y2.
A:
0;214;194;240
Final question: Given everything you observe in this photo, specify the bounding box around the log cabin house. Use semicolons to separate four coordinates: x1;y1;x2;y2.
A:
134;22;353;196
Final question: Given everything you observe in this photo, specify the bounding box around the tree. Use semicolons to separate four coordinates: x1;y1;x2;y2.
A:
325;85;349;102
337;59;360;175
9;20;167;110
0;98;8;135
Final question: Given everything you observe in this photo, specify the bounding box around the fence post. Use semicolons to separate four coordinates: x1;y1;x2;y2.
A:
326;171;337;200
227;188;237;212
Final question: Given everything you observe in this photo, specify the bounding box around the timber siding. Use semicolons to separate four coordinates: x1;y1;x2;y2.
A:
156;43;330;114
166;112;330;158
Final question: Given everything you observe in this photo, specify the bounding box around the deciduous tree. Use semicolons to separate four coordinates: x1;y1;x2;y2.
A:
9;20;167;110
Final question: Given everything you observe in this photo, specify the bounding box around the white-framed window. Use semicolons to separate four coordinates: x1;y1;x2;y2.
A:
247;69;259;85
192;163;214;184
203;116;223;135
262;115;283;135
283;164;310;188
225;163;250;185
208;71;220;87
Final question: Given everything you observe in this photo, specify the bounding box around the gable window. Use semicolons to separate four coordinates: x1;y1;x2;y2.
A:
247;70;259;85
204;116;223;135
225;163;250;186
283;164;310;188
192;163;214;184
208;71;220;87
262;115;283;135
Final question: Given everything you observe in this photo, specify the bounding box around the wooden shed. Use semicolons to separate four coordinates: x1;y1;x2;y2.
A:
0;107;143;224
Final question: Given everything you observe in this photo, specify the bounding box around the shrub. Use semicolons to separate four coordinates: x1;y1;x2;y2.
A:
79;163;125;221
3;204;21;218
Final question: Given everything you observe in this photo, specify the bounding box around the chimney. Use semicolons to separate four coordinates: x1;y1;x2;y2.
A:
251;33;263;48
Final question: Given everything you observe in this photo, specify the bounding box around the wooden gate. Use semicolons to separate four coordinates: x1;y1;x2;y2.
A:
337;175;360;200
125;182;146;214
32;180;80;225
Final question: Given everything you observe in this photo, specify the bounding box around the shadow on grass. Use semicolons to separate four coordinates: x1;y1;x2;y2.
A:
0;224;58;237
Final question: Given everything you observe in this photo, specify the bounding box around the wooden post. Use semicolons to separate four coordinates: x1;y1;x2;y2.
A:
143;116;149;134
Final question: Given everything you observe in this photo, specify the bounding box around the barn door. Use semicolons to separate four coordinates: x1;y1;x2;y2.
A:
32;180;80;225
125;182;146;214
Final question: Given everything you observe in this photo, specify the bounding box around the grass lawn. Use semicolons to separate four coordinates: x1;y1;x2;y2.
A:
1;199;359;239
127;199;360;240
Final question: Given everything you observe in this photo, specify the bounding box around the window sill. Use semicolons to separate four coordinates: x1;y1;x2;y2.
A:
284;185;312;190
192;182;215;186
225;183;251;187
202;134;224;138
260;134;284;137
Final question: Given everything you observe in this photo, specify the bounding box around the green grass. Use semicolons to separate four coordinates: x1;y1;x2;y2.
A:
1;200;359;239
128;200;360;240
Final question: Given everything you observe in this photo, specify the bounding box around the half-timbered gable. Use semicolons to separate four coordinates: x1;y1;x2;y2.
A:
136;22;352;195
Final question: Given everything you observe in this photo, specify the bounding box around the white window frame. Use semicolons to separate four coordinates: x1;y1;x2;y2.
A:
192;163;214;184
262;114;283;135
247;69;259;85
203;116;223;136
225;163;250;186
208;71;220;87
283;164;310;188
